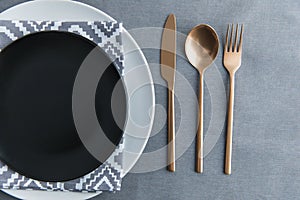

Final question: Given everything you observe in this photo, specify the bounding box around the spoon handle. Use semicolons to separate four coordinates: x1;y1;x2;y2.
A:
225;74;235;175
196;73;204;173
167;88;175;172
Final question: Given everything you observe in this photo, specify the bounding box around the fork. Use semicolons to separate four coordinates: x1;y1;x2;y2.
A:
223;24;244;175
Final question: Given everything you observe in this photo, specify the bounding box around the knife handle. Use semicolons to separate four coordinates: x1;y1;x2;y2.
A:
168;88;175;172
196;74;204;173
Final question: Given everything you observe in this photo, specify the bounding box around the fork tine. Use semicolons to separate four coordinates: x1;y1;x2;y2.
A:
238;24;244;52
229;24;233;52
225;24;230;52
234;24;238;52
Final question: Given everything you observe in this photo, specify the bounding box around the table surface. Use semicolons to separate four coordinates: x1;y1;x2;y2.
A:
0;0;299;199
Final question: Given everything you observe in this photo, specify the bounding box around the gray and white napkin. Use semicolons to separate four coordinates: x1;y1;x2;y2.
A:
0;20;124;192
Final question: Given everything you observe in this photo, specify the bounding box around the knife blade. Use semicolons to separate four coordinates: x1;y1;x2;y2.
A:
160;14;176;172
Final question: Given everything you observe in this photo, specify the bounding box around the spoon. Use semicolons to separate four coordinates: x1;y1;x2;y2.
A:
185;24;219;173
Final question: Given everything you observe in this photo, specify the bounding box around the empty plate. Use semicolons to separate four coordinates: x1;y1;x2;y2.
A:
0;31;126;182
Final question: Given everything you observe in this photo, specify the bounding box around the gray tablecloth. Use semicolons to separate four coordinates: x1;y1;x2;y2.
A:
0;0;299;199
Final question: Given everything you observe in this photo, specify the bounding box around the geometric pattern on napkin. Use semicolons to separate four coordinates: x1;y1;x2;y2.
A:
0;20;124;75
0;20;125;192
0;139;124;192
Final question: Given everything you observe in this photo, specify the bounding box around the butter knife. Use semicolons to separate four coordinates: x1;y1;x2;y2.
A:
160;14;176;172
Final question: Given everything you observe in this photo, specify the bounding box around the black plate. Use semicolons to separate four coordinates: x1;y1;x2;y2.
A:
0;31;126;182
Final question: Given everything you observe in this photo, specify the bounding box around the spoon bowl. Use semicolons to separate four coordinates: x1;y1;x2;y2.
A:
185;24;219;173
185;24;219;73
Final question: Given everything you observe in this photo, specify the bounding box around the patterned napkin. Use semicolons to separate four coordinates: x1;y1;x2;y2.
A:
0;20;124;192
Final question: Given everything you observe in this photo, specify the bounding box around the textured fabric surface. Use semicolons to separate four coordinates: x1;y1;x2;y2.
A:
0;0;299;199
0;20;124;192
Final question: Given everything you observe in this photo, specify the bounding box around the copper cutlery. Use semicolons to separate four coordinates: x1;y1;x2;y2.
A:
223;24;244;175
160;16;244;174
185;25;219;173
160;14;177;172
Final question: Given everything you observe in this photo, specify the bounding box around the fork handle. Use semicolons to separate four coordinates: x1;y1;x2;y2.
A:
225;74;235;175
167;88;175;172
